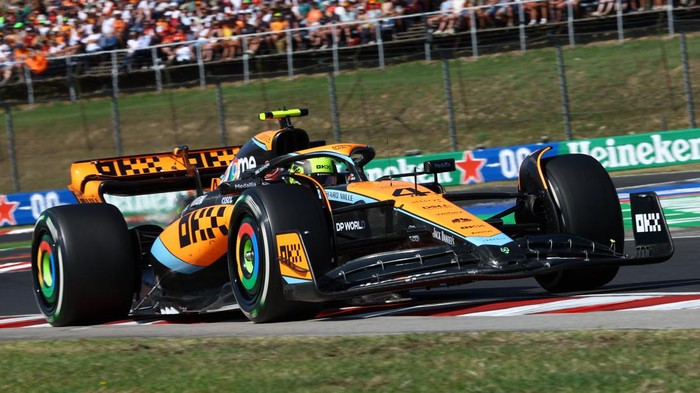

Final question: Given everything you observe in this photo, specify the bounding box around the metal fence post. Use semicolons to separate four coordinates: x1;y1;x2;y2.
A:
67;57;77;102
2;102;20;192
518;2;526;52
680;32;696;129
242;36;250;84
286;30;294;80
555;44;573;140
469;12;479;59
567;0;575;47
424;16;432;63
332;25;340;75
111;51;119;97
616;0;624;42
24;66;34;106
440;53;458;151
328;71;341;142
196;44;206;89
667;0;674;37
110;90;123;155
215;79;228;146
375;21;385;70
151;47;162;92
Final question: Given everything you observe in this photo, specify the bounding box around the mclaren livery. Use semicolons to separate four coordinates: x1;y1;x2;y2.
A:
31;108;674;325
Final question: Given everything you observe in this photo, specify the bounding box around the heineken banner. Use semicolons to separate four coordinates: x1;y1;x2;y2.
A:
560;129;700;171
364;143;557;186
364;128;700;185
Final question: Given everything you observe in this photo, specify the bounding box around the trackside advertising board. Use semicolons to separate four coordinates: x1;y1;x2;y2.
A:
1;129;698;227
560;129;700;171
0;190;77;228
364;143;555;186
364;129;700;184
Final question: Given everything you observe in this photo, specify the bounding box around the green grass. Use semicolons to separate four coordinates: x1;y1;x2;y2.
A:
0;240;31;251
0;33;699;193
1;331;699;392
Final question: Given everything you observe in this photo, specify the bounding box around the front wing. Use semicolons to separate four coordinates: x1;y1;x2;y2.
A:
284;192;674;302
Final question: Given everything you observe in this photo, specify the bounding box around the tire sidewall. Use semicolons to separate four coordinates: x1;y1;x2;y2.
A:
228;184;331;322
31;204;136;326
32;213;67;324
535;154;623;292
228;193;280;322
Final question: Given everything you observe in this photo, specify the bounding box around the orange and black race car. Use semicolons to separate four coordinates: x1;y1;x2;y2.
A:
31;109;674;326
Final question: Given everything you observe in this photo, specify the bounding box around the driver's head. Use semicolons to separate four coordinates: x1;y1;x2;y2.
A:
290;157;338;186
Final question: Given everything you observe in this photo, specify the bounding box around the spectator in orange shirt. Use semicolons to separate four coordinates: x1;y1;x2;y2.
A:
307;1;324;24
13;42;30;76
269;11;288;53
25;47;48;75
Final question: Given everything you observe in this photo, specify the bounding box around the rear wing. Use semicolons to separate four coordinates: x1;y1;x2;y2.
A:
69;145;238;202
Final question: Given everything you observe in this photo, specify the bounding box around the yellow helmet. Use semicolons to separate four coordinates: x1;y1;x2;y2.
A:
289;157;339;186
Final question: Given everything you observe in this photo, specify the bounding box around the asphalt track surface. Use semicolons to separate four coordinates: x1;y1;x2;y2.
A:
1;171;699;341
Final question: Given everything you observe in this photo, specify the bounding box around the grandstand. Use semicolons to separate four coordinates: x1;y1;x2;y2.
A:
0;1;699;103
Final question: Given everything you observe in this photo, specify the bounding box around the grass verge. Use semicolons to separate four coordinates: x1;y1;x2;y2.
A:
1;331;699;392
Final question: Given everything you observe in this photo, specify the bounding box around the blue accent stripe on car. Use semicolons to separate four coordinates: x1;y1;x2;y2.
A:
325;190;377;204
465;233;513;247
252;138;268;151
398;208;514;247
283;276;312;284
151;237;205;274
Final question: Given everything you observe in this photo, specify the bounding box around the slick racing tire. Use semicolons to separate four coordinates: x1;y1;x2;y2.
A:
535;154;624;293
31;204;136;326
228;184;331;323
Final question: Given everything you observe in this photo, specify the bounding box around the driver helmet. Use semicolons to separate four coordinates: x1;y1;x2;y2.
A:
289;157;339;186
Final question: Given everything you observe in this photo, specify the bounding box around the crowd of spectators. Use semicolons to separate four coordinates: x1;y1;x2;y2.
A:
0;0;417;83
0;0;695;84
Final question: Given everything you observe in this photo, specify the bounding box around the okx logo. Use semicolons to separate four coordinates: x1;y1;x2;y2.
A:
635;213;661;233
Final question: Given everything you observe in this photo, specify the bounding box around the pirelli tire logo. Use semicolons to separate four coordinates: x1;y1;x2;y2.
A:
635;213;662;233
179;206;230;248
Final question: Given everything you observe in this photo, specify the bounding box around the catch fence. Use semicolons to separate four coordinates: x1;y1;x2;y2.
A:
0;7;699;193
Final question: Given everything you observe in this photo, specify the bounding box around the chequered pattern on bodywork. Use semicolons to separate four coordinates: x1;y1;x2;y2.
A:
179;206;229;248
279;243;304;266
189;149;237;169
95;157;163;176
92;148;236;176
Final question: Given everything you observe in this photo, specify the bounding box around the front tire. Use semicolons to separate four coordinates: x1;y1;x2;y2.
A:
228;184;331;323
31;204;136;326
535;154;623;293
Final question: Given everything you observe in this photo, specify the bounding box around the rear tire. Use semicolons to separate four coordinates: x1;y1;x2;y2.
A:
534;154;623;293
228;184;330;322
31;204;136;326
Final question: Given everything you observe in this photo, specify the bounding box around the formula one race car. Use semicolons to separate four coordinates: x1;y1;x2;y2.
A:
31;108;674;326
